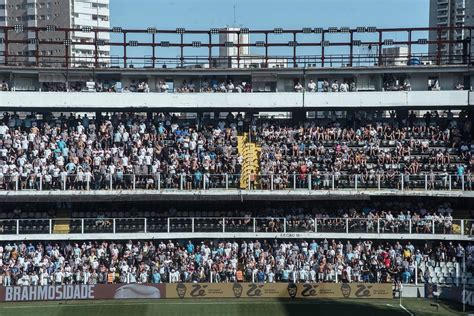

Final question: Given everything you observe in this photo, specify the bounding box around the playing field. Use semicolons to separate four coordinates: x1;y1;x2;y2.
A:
0;298;468;316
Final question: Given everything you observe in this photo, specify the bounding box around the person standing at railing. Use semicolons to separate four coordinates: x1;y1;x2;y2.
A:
307;80;317;92
294;82;304;92
249;170;256;190
456;164;465;187
467;170;473;191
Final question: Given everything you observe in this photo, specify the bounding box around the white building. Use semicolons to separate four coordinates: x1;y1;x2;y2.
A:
215;27;288;69
382;46;409;66
70;0;110;66
218;27;249;57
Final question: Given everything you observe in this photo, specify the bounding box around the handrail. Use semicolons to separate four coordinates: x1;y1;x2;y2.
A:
0;217;470;237
0;172;469;192
1;217;469;221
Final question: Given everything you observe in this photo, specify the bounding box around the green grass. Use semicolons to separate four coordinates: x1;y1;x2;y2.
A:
0;298;469;316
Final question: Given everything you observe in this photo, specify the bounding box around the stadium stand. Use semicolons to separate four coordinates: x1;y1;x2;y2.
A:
0;111;471;192
0;239;472;286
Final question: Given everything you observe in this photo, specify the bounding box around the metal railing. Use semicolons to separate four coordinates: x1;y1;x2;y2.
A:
0;173;470;192
0;25;472;68
0;217;471;236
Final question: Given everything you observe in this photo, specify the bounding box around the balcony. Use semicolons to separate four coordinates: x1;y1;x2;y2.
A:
0;172;471;205
0;216;471;241
26;7;36;16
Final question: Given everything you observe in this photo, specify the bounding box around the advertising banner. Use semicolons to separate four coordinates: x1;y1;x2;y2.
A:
439;286;474;307
166;283;393;299
0;284;166;302
0;283;392;302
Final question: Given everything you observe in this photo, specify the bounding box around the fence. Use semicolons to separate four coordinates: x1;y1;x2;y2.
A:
0;217;472;237
0;25;472;68
0;173;471;193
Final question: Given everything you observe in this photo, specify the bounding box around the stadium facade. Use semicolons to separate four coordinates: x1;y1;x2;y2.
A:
0;25;472;307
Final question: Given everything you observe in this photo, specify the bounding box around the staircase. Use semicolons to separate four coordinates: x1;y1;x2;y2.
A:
238;133;261;189
53;210;71;234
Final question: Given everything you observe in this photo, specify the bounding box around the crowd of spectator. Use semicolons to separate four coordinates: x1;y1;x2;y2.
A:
0;112;242;191
177;79;252;93
0;239;470;286
297;79;357;93
31;79;253;93
0;110;472;191
1;76;471;93
257;110;472;191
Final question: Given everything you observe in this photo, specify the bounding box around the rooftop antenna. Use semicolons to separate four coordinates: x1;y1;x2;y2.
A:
233;3;236;27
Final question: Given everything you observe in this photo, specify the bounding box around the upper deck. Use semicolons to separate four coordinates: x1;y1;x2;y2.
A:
1;26;474;110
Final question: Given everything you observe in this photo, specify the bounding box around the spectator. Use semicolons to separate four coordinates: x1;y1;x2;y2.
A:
294;82;304;93
307;80;317;92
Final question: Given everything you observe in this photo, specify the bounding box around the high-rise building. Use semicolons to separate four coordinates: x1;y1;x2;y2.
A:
218;27;249;58
215;27;287;69
0;0;110;66
70;0;110;66
429;0;471;63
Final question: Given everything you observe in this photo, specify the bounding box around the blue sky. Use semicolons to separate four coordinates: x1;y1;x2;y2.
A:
108;0;430;65
110;0;429;29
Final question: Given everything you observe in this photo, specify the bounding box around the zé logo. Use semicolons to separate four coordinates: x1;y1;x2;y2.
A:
246;283;264;297
355;284;372;298
301;284;319;297
190;284;208;297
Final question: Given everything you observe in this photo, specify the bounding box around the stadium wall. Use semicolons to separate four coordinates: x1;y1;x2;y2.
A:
0;91;470;110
